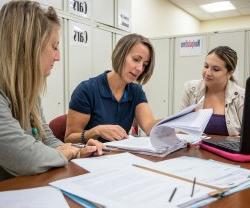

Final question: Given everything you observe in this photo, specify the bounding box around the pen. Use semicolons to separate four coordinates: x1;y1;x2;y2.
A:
191;177;196;197
71;143;86;148
72;143;111;153
168;187;177;202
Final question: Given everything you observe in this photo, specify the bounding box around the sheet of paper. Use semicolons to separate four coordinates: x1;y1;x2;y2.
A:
154;109;213;137
148;156;250;189
50;166;215;208
72;152;154;172
176;134;210;144
105;135;186;157
0;186;69;208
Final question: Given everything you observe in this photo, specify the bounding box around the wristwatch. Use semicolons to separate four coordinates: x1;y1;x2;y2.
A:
80;129;88;144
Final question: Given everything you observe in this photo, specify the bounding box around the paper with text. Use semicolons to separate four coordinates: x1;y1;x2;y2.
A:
147;156;250;189
50;166;216;208
150;107;213;150
106;104;212;156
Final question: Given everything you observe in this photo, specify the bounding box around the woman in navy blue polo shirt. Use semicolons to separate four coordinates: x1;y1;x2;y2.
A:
65;34;157;143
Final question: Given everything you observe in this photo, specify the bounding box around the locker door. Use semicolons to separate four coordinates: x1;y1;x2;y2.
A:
208;31;245;86
68;20;92;96
68;0;91;18
92;0;114;26
42;18;65;122
36;0;63;10
114;33;124;45
92;27;113;77
173;35;208;113
143;38;171;118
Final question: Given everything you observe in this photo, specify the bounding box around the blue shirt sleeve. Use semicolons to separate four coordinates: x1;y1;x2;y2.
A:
134;84;148;106
69;81;92;114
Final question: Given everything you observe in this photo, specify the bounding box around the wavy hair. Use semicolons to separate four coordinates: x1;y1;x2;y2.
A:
0;1;60;137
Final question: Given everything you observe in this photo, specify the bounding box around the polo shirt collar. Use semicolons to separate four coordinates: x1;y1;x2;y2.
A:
98;71;133;102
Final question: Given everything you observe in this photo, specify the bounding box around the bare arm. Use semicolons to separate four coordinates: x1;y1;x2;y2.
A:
65;109;92;143
135;102;158;135
65;109;127;143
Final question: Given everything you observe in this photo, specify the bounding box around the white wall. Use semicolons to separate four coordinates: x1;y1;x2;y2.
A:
131;0;200;38
200;15;250;33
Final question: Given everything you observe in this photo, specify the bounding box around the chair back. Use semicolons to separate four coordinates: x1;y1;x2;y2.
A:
49;114;67;142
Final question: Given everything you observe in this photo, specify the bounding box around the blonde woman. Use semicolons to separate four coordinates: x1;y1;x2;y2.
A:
0;1;102;181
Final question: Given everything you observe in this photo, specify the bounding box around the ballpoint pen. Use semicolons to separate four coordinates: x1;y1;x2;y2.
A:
169;187;177;202
191;177;196;197
72;143;111;153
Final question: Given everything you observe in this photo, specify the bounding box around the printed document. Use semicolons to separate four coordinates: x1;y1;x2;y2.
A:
146;156;250;189
50;166;216;208
106;104;212;156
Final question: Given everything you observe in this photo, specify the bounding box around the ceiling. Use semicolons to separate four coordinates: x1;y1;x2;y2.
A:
168;0;250;21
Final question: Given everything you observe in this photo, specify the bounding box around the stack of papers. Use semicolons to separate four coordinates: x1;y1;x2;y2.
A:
106;135;186;157
149;104;212;150
50;154;250;208
105;104;212;157
50;166;216;208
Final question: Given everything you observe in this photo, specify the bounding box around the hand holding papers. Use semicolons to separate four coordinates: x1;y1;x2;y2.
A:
106;104;213;156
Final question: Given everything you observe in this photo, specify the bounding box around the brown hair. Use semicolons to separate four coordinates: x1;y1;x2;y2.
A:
0;1;60;138
208;46;237;81
112;33;155;85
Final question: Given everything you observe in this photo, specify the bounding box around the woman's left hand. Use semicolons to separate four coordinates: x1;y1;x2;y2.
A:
79;139;104;157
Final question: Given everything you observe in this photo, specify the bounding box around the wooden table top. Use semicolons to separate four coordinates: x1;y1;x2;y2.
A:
1;146;250;208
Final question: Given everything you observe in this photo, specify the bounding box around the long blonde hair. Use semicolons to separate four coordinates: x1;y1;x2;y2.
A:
0;1;60;138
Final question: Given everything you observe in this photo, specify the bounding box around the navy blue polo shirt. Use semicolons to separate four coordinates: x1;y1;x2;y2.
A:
69;71;147;134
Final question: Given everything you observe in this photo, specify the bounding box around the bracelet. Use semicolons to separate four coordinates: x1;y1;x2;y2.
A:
80;129;88;144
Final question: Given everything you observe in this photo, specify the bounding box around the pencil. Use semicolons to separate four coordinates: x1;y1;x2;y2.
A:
191;177;196;197
169;187;177;202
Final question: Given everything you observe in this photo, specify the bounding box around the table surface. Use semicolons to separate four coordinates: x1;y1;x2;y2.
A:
1;146;250;208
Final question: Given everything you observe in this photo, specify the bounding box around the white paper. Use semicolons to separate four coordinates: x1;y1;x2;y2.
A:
176;134;210;144
150;107;213;150
72;152;154;172
106;104;211;156
106;135;186;157
50;166;215;208
149;156;250;189
0;186;69;208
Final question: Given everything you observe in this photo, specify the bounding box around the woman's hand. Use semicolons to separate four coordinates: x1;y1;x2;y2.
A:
57;139;104;160
93;125;128;141
79;139;104;157
56;143;79;160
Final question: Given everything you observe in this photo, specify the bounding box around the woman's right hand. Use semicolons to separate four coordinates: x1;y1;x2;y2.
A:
56;143;79;160
93;125;128;141
79;139;104;157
